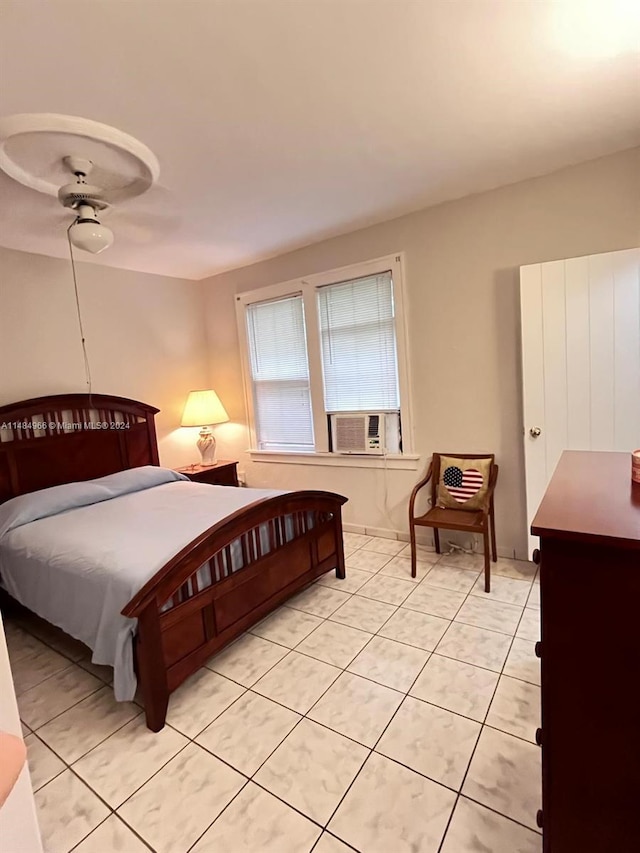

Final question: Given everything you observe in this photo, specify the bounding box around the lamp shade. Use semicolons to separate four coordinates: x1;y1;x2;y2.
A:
181;390;229;427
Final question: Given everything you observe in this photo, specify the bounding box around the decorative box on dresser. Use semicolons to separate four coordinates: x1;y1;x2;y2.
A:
531;450;640;853
176;461;239;486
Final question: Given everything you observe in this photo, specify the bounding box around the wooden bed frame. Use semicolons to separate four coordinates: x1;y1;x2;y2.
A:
0;393;347;731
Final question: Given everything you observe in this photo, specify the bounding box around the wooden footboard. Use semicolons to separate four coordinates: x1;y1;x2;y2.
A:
122;491;347;731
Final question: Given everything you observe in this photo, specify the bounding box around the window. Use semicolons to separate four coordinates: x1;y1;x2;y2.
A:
318;272;399;412
237;254;413;459
245;295;314;452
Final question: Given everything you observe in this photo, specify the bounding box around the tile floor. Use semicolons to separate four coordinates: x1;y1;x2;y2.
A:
4;534;542;852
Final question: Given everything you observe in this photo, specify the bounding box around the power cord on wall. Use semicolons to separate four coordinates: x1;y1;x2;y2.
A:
67;224;93;403
444;537;478;556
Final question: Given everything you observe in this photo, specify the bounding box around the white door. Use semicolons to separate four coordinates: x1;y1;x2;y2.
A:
521;248;640;555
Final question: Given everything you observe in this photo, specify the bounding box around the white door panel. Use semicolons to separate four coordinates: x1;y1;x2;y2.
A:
588;253;616;451
520;263;547;556
521;248;640;556
565;256;591;449
541;261;568;480
613;250;640;450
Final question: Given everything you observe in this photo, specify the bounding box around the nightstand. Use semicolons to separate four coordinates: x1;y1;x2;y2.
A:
176;461;239;487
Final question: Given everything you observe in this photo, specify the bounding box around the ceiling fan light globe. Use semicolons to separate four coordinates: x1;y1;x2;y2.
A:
69;220;114;254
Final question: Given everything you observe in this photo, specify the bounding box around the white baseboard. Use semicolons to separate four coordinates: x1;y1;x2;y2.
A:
342;522;517;559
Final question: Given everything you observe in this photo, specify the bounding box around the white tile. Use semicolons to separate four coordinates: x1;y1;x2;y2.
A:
34;624;89;662
436;622;511;672
517;608;541;642
403;583;467;619
288;585;352;617
118;743;245;853
77;654;114;684
253;652;341;714
504;637;541;686
250;606;323;647
74;815;151;853
378;555;435;583
296;620;373;668
4;625;48;663
35;770;110;853
329;752;455;853
16;617;87;662
255;719;368;824
196;691;300;776
362;536;405;556
348;636;430;692
462;727;542;831
527;583;541;609
486;675;541;743
378;608;450;651
377;696;481;789
356;574;415;605
410;654;499;722
17;664;103;730
317;567;371;593
441;796;542;853
308;672;403;747
166;668;245;738
73;715;188;807
493;558;537;582
24;734;66;791
471;574;532;606
207;633;288;686
329;595;397;632
455;596;523;635
423;564;479;593
345;549;392;572
38;686;140;764
313;834;354;853
9;644;72;694
343;532;372;550
398;542;437;560
191;782;321;853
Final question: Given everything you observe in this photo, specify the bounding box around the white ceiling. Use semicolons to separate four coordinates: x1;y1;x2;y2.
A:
0;0;639;280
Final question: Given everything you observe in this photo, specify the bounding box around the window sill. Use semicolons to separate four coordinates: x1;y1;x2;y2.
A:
247;450;422;470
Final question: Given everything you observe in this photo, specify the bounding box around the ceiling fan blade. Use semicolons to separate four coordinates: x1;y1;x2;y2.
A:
108;207;182;243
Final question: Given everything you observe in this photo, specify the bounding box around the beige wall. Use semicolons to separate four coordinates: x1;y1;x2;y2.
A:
0;246;209;467
203;146;640;558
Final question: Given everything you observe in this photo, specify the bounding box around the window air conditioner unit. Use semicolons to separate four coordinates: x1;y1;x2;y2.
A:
330;412;400;455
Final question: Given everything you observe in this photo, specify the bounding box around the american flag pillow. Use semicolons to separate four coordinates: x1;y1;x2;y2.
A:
436;456;492;510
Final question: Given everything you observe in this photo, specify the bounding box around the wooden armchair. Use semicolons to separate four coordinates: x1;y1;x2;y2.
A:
409;453;498;592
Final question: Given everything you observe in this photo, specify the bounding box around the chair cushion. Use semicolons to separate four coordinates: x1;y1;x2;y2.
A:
436;455;492;511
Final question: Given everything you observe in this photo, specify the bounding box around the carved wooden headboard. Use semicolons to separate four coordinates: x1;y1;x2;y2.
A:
0;394;160;503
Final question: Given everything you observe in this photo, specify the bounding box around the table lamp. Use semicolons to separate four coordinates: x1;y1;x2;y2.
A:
181;389;229;466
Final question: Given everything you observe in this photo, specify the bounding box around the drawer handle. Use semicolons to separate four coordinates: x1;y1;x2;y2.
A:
532;549;540;565
536;809;544;829
535;727;543;746
535;641;542;659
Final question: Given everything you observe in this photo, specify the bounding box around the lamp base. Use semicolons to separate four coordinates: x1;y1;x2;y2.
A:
196;427;217;467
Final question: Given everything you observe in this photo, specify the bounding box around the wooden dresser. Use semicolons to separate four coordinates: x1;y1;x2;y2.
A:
532;450;640;853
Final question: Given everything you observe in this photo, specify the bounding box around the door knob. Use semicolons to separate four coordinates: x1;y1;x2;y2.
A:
529;427;542;438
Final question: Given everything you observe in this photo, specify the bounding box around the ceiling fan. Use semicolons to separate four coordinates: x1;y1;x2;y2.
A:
0;113;178;254
58;156;115;254
56;155;180;254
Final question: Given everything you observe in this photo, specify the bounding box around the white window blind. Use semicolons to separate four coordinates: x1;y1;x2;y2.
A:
246;294;314;451
318;272;400;412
